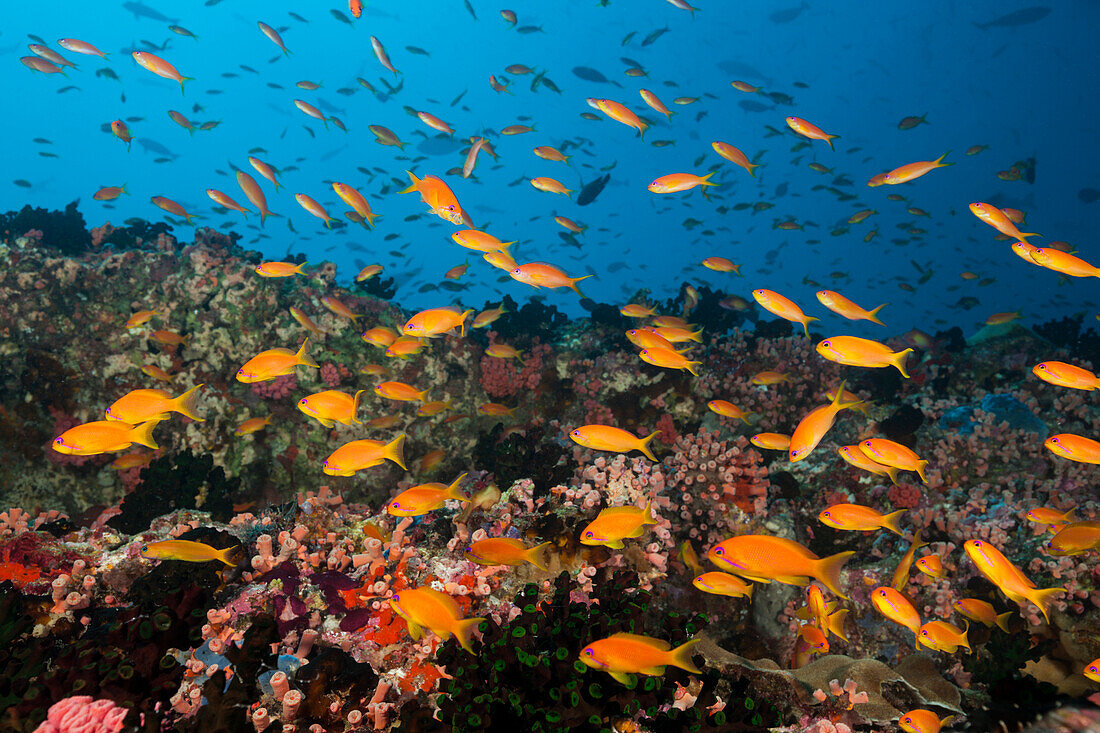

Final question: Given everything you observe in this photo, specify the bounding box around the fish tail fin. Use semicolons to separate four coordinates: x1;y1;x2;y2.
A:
916;459;929;484
747;163;759;178
826;134;838;151
828;609;850;642
294;262;308;275
815;551;855;599
686;360;701;376
882;509;907;537
384;433;408;471
638;430;660;461
667;638;703;674
445;472;470;502
700;171;718;186
959;619;971;653
172;383;205;421
569;275;592;298
642;499;657;525
1064;508;1078;523
525;541;551;571
460;309;474;338
1019;231;1041;240
296;338;320;368
216;545;242;567
364;212;380;228
994;611;1013;633
802;316;818;337
351;390;366;424
893;348;914;379
452;617;485;654
398;171;420;194
885;466;900;485
1026;586;1063;624
129;419;161;450
417;388;431;403
935;150;953;167
868;303;888;326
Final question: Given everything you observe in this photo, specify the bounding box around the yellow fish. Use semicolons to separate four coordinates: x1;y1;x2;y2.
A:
140;539;239;566
579;633;701;684
53;420;161;456
569;425;660;461
464;538;550;570
297;390;365;428
105;385;203;424
323;434;407;476
237;340;319;382
387;473;469;516
389;586;486;654
580;501;657;549
964;539;1062;623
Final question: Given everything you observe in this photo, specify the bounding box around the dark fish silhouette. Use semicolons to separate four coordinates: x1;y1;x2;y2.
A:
122;2;178;23
974;7;1051;29
577;174;611;206
573;66;620;86
770;2;809;23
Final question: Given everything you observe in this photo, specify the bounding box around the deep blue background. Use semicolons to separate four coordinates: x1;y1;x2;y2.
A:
5;1;1098;335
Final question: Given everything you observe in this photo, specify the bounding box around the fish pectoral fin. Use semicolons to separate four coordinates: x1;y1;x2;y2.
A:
405;620;423;641
318;417;335;428
638;665;665;676
603;539;625;549
610;672;633;685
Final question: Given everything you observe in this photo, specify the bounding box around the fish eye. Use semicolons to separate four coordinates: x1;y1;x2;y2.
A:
391;502;401;509
921;630;929;636
392;594;399;601
821;340;830;347
714;547;724;555
822;511;831;518
140;545;148;554
973;541;982;547
1038;364;1047;370
584;648;593;656
584;531;593;538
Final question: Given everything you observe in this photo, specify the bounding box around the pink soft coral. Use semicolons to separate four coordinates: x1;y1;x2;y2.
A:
34;696;128;733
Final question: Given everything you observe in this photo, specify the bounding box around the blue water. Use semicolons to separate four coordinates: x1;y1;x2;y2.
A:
5;1;1097;331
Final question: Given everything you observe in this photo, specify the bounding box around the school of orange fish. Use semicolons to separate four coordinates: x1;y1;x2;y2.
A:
20;2;1100;730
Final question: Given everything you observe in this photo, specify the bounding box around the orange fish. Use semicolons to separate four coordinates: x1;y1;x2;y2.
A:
132;51;191;92
151;196;196;224
751;433;791;451
712;141;760;176
464;538;550;570
639;88;673;119
403;307;473;338
236;171;276;225
579;633;701;685
816;336;913;378
701;257;740;274
417;400;453;417
871;586;921;644
111;452;153;470
580;501;657;549
969;202;1039;242
386;337;424;359
297;390;365;428
530;177;573;197
648;173;717;194
333;182;381;227
899;709;955;733
953;598;1012;632
400;171;472;226
892;531;927;591
389;587;485;654
915;554;945;578
708;535;854;598
917;620;969;653
785;117;838;150
510;262;590;296
815;291;886;325
53;419;160;456
206;189;250;217
533;146;569;163
106;385;203;424
357;265;384;282
859;439;928;483
620;304;656;318
1032;361;1099;390
477;403;515;416
295;193;335;229
58;38;108;58
589;98;648;138
472;305;509;329
234;415;272;436
788;386;861;462
1045;433;1100;464
639;346;701;375
361;326;398;348
692;571;754;599
374;381;429;402
881;152;952;184
255;261;307;278
1030;248;1100;278
387;473;469;516
94;185;127;201
485;343;521;359
569;425;660;461
141;365;174;383
837;445;899;484
141;539;238;566
752;289;817;336
452;229;513;253
751;371;792;386
818;503;905;536
321;296;360;321
323;434;407;475
349;0;363;19
625;329;676;350
707;400;753;423
125;309;158;329
1047;521;1100;556
964;539;1062;623
236;339;319;382
1025;506;1077;530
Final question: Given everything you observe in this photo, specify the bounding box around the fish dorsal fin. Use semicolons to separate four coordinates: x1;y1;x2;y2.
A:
608;632;670;651
597;505;644;518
